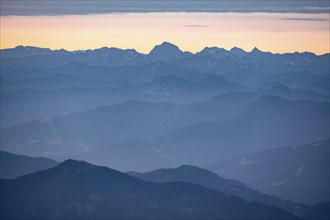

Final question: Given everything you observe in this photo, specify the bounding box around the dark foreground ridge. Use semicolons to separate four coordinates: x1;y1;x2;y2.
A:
0;159;300;219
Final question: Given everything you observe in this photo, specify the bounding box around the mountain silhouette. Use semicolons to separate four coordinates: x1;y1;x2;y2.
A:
0;160;301;219
129;165;309;217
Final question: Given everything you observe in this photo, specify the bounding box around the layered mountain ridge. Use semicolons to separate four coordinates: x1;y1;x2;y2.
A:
0;159;302;219
1;42;329;213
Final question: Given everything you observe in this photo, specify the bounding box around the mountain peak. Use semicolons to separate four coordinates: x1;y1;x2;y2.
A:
148;42;185;61
230;47;248;58
251;47;262;53
230;47;246;53
57;159;94;170
268;83;290;91
160;41;178;47
152;42;181;52
1;45;52;58
15;45;25;49
176;164;201;170
201;46;220;53
197;46;230;58
249;47;274;58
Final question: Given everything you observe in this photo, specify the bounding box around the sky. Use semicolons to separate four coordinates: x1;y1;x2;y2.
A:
1;0;329;15
0;1;329;54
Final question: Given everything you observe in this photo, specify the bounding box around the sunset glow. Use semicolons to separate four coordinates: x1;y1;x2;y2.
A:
1;12;329;54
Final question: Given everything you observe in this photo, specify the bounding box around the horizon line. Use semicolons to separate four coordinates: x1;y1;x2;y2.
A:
1;43;329;56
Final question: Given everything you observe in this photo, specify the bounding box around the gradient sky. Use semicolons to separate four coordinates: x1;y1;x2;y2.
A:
1;12;329;54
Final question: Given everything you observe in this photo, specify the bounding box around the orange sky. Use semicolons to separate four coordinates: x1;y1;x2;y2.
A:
1;12;329;54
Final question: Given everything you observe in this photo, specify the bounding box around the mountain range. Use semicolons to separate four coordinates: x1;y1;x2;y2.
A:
128;165;309;217
0;159;302;219
206;139;330;205
1;77;327;129
0;151;58;179
1;42;329;81
1;42;328;129
154;96;329;164
2;151;328;219
2;94;328;162
1;42;329;218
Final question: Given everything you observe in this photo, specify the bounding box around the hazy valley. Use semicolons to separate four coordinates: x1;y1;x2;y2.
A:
0;42;329;219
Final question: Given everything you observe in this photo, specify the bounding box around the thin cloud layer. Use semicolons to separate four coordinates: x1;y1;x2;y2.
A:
281;17;329;21
183;25;210;28
1;0;329;16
